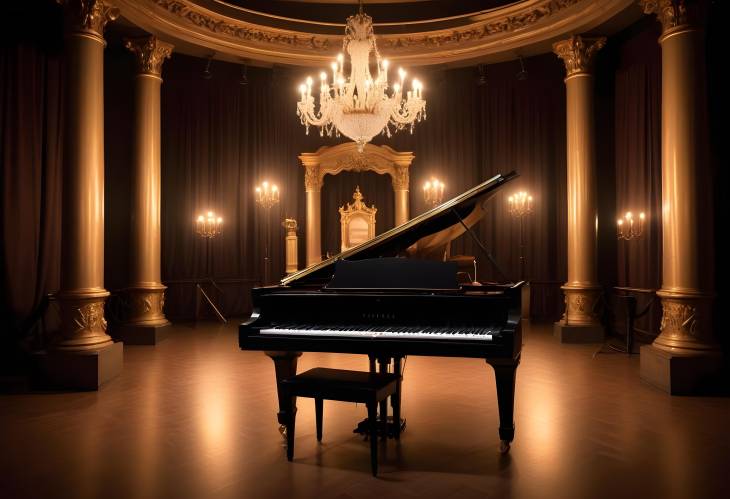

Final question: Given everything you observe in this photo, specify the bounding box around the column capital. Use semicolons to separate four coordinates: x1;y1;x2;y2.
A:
639;0;693;33
125;36;174;77
391;165;410;191
57;0;118;38
304;164;323;192
552;35;606;78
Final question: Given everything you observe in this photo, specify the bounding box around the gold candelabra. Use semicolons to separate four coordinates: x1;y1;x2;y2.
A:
507;191;533;281
196;211;223;238
255;181;280;209
255;181;281;285
194;210;226;323
508;191;533;217
617;211;645;240
423;178;445;208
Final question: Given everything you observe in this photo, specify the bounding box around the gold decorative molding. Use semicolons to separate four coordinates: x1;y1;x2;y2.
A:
58;0;119;37
304;165;323;192
54;291;113;351
553;35;606;77
652;291;718;353
119;286;170;327
339;187;377;252
113;0;635;67
125;36;174;77
152;0;332;51
561;286;602;326
640;0;688;32
392;165;410;191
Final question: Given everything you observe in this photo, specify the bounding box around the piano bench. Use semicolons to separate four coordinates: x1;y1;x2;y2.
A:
281;367;400;477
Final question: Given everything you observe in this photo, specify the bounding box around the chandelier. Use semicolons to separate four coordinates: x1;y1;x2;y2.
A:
296;4;426;152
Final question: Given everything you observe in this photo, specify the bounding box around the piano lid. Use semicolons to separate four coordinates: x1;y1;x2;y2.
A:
281;171;518;286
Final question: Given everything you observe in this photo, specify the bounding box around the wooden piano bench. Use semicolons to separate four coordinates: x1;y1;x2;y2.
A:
281;367;400;477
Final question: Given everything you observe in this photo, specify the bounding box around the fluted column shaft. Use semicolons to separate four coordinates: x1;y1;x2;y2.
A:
121;36;173;329
553;35;606;333
55;0;118;351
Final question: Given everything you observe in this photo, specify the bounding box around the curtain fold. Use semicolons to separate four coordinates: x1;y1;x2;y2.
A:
0;43;63;347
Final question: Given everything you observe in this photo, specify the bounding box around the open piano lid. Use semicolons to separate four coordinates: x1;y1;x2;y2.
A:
281;171;518;287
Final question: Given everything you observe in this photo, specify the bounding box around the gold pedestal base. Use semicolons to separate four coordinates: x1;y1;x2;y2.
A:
640;344;723;395
553;321;605;343
114;323;170;345
34;341;123;390
54;290;113;351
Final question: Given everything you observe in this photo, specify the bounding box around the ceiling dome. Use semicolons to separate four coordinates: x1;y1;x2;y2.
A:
113;0;640;67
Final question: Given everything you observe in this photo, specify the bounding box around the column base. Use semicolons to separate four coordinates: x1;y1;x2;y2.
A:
553;321;604;343
33;341;123;390
114;322;170;345
640;344;724;395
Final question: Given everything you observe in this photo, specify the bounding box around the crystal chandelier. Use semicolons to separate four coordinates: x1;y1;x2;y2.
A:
296;4;426;152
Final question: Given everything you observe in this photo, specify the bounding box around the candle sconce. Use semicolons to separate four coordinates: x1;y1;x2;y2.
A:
255;180;281;285
423;178;445;208
617;211;645;240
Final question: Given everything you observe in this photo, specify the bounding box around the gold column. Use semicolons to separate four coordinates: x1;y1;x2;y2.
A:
304;164;323;267
392;165;410;226
44;0;122;388
117;36;173;344
283;219;299;275
639;0;722;394
553;35;607;343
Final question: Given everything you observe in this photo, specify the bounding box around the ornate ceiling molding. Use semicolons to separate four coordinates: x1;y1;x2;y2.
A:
114;0;635;66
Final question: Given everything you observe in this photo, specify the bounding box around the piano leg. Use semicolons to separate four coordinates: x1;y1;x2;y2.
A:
392;356;403;440
487;358;520;453
265;351;303;438
377;356;389;440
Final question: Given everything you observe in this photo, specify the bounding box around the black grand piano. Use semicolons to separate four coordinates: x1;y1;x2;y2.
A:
240;172;522;452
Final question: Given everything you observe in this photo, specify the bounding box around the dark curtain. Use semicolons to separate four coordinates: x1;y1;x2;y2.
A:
0;2;64;364
384;58;567;285
153;54;568;318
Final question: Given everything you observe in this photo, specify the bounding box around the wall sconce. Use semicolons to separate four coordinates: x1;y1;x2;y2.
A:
423;178;445;208
196;210;222;238
617;211;645;240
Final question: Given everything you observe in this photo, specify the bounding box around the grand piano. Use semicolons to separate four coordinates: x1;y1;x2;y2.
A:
240;172;522;452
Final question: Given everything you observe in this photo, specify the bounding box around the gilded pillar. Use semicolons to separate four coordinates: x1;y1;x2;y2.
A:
282;218;299;274
118;36;173;344
639;0;722;394
553;35;606;343
392;164;410;226
304;164;323;267
46;0;121;388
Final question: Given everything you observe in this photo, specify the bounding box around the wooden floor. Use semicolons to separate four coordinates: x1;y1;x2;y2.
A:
1;322;729;499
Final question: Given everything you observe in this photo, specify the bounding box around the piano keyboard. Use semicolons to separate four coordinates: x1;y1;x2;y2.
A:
261;324;495;341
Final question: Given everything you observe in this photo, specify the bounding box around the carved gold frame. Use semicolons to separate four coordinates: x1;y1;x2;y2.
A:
339;187;377;252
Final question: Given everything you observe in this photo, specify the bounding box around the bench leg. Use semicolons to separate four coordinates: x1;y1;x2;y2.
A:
315;398;323;442
367;401;378;476
286;395;296;461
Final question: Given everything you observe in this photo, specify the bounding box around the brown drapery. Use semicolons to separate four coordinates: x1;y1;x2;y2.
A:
1;3;64;363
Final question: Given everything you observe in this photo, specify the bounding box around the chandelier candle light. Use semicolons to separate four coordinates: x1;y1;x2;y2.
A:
296;4;426;152
423;178;445;208
617;211;645;240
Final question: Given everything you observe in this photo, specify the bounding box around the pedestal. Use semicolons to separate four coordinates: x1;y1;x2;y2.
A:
553;322;604;343
34;341;123;390
640;344;723;395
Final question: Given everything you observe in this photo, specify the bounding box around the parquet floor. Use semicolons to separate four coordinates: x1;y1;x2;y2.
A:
1;322;728;499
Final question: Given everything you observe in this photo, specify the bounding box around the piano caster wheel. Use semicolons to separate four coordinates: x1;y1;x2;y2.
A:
499;440;511;454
